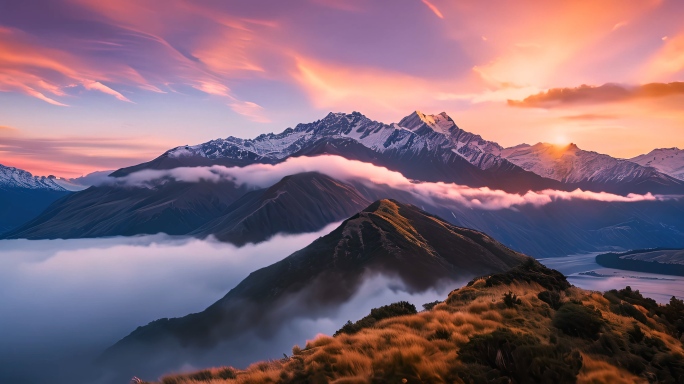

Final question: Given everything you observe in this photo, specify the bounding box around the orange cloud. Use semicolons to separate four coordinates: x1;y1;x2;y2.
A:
645;34;684;80
0;134;171;177
508;82;684;108
420;0;444;19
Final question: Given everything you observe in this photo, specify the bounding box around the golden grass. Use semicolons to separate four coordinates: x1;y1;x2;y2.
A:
578;354;645;384
153;273;684;384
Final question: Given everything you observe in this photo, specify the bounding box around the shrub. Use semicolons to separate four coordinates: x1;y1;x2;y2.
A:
334;301;417;336
537;290;563;310
613;302;648;324
552;303;604;340
428;329;451;341
422;300;441;311
458;328;582;383
627;324;645;343
503;291;522;308
483;260;570;291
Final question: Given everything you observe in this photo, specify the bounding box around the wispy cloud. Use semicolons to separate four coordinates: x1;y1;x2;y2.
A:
420;0;444;19
229;101;270;123
508;82;684;108
561;114;617;121
0;135;170;177
83;81;132;103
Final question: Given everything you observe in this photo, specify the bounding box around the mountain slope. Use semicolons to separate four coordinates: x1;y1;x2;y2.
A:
102;200;529;375
0;164;71;234
3;181;250;239
501;142;684;194
596;248;684;276
630;147;684;181
192;172;371;245
151;262;684;384
8;166;684;257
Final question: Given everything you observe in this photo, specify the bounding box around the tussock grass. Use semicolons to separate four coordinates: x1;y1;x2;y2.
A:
150;263;684;384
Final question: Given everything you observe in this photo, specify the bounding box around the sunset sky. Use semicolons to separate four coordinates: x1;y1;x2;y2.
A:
1;0;683;177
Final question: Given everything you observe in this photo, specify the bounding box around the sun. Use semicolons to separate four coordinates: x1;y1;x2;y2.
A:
549;134;569;146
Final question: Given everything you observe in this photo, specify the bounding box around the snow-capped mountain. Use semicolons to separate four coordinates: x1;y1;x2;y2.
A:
0;164;67;191
630;148;684;181
0;164;74;234
397;111;506;170
500;143;678;185
111;110;684;194
113;111;558;193
159;110;511;171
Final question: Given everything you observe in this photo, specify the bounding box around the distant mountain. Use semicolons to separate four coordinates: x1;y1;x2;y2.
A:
110;111;684;195
102;200;529;375
596;248;684;276
111;111;562;194
0;164;71;234
501;142;684;194
191;172;371;245
3;180;250;239
630;148;684;181
0;163;67;190
8;166;684;257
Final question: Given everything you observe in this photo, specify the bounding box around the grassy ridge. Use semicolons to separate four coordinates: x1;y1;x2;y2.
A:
143;262;684;383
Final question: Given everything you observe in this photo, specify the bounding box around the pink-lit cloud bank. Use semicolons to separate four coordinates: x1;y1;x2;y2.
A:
111;155;668;210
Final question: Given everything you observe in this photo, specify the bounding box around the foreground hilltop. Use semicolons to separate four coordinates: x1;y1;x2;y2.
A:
146;262;684;383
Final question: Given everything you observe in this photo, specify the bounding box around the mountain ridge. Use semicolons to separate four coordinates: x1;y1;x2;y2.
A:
109;111;684;195
101;200;529;378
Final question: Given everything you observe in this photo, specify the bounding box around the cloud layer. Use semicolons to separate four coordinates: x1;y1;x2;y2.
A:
0;225;339;384
111;155;667;209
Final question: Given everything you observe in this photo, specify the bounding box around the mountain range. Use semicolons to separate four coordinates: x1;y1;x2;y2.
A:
6;168;684;258
0;164;72;233
4;110;684;256
111;111;684;195
630;147;684;181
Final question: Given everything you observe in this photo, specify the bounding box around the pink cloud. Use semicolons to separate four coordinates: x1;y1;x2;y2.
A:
114;155;668;209
83;81;132;102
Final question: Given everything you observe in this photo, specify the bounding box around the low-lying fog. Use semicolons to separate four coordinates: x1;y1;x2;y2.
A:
0;227;338;384
0;226;454;384
539;254;684;303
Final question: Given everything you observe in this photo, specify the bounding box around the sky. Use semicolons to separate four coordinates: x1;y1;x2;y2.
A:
0;0;683;177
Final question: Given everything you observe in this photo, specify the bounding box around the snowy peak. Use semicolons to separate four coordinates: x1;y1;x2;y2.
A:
630;147;684;181
0;164;68;191
501;142;669;184
158;110;514;176
398;110;457;134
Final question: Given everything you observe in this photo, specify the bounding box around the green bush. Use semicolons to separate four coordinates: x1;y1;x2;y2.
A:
422;300;441;311
538;290;563;310
458;328;582;383
552;303;604;340
482;260;570;292
334;301;417;336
